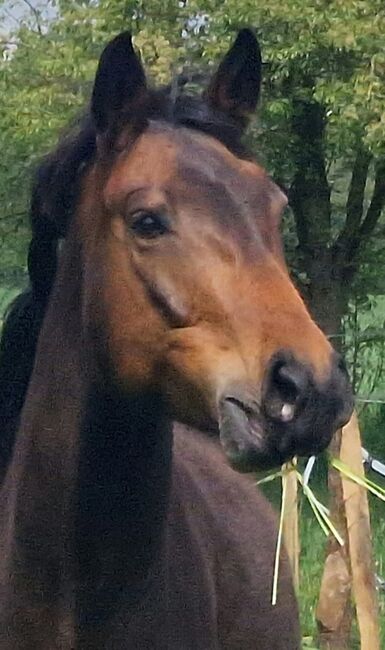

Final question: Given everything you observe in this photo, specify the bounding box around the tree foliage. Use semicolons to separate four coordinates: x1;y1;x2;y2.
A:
0;0;384;336
192;0;385;329
0;0;186;283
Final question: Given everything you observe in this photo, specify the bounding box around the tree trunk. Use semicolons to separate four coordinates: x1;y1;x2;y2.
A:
308;277;353;650
288;98;353;648
293;254;357;649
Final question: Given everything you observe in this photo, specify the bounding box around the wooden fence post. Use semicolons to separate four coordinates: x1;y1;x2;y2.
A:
316;427;352;649
282;469;300;592
340;413;380;650
316;414;380;650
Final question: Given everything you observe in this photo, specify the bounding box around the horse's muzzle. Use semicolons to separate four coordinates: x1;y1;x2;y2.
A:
218;350;354;471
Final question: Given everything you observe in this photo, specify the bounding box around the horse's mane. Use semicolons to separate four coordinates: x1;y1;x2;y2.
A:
0;86;248;471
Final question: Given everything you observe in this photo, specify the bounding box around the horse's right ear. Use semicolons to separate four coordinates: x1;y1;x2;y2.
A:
91;32;147;134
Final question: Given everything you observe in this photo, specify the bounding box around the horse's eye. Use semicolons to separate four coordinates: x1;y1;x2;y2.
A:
131;212;169;239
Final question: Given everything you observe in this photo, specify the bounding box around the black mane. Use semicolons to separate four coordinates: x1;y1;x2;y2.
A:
0;87;248;474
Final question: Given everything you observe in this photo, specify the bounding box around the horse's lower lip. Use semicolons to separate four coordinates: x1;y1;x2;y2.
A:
218;397;271;471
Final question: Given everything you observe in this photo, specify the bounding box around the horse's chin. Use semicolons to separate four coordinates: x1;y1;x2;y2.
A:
218;410;283;473
170;400;328;473
170;407;287;472
220;439;286;473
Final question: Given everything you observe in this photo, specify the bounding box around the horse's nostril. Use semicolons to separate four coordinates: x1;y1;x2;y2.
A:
263;355;309;423
273;362;303;401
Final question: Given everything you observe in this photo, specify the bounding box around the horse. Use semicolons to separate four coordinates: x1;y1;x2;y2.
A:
0;29;353;649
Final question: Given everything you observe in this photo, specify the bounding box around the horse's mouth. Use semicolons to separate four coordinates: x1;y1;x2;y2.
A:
218;397;278;471
217;395;335;472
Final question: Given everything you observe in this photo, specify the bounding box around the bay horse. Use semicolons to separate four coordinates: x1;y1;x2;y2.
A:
0;29;353;649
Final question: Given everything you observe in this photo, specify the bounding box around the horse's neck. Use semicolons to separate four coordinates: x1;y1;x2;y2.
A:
76;384;172;627
0;267;173;646
0;288;84;648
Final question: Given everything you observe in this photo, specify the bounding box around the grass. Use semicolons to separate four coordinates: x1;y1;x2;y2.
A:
300;492;385;649
260;465;385;649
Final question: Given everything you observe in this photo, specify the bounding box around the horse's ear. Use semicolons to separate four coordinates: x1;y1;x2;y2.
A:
205;29;262;126
91;32;146;133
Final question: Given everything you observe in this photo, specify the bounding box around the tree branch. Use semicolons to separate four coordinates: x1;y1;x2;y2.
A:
289;179;309;250
359;160;385;240
336;160;385;274
21;0;43;36
336;146;372;246
289;100;331;252
2;7;20;26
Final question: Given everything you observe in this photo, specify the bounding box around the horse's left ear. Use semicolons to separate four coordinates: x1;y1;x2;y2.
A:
205;29;262;127
91;32;147;134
